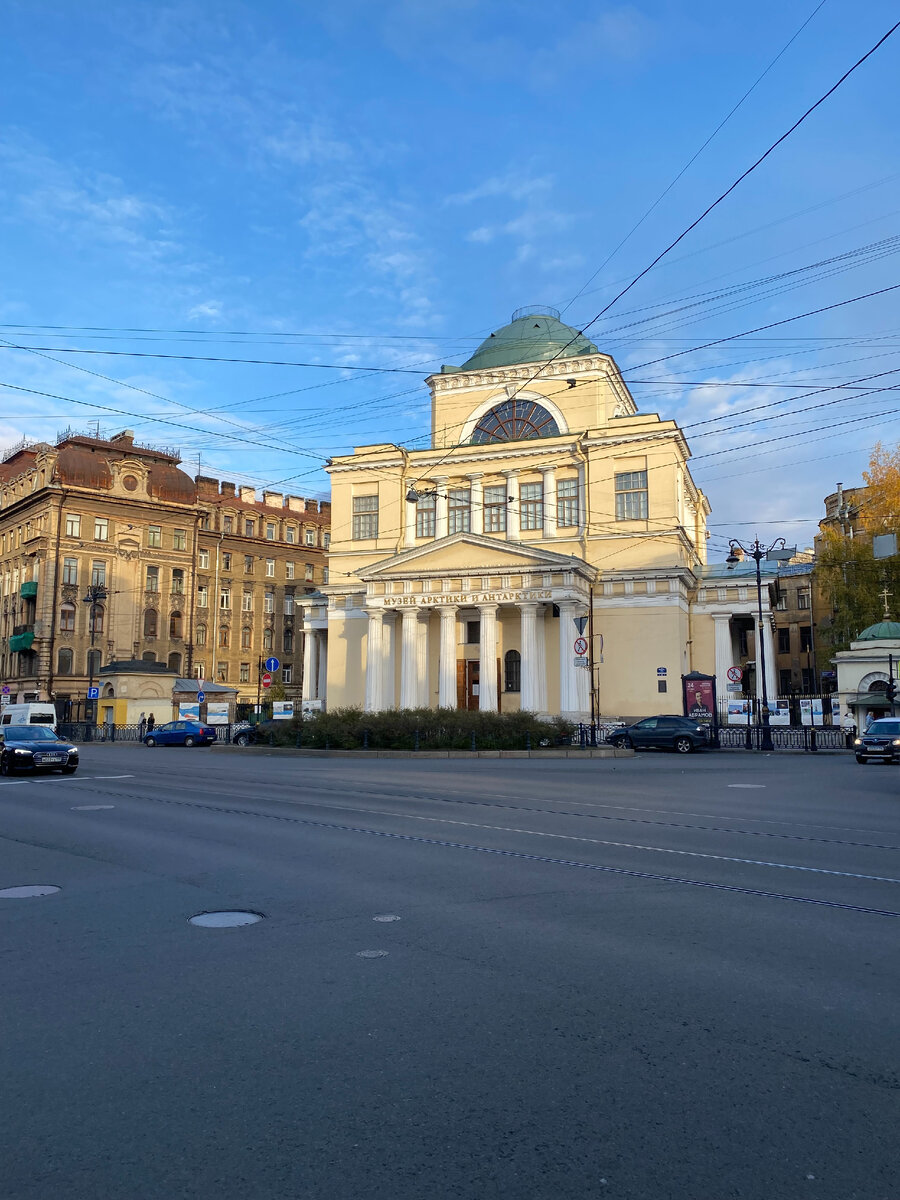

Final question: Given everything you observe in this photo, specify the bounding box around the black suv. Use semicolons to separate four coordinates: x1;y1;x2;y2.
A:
853;718;900;764
606;715;711;754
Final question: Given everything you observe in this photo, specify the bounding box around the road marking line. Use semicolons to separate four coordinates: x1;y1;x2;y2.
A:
728;784;766;789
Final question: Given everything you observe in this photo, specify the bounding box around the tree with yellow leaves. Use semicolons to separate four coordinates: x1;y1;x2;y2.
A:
861;442;900;531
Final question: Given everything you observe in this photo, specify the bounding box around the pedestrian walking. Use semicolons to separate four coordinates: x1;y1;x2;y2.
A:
146;713;155;733
865;711;875;730
138;712;146;739
841;710;856;749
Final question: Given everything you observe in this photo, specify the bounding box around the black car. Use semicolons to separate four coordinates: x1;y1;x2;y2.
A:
0;726;79;775
853;718;900;764
606;715;711;754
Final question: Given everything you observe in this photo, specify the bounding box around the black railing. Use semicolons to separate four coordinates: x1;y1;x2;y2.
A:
717;725;848;751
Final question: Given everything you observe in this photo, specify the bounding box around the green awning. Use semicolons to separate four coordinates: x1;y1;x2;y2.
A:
19;581;37;599
9;631;35;653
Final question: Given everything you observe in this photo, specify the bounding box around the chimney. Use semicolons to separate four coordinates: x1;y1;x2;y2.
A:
239;486;256;504
111;429;135;447
263;490;283;508
195;475;219;497
220;481;236;498
286;495;305;512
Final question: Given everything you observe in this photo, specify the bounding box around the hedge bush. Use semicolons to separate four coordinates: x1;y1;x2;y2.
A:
263;707;575;750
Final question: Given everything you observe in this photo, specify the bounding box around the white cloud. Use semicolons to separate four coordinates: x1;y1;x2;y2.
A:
186;300;225;323
446;171;553;206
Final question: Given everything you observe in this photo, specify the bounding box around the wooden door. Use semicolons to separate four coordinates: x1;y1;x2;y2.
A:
456;660;466;711
466;660;480;710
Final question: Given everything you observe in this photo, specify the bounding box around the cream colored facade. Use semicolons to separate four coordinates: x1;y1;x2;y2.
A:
320;307;738;721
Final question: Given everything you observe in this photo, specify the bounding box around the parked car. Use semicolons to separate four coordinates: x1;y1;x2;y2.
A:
144;720;217;748
0;726;79;775
232;720;283;746
853;718;900;763
230;722;253;746
606;715;711;754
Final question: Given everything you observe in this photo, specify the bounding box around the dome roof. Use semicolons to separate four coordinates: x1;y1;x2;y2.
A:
449;307;599;373
857;621;900;640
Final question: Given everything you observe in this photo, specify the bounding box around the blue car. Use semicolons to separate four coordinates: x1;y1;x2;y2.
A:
144;720;217;748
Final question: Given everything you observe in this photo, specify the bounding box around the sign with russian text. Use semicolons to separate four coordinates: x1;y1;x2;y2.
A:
273;701;294;720
683;675;715;725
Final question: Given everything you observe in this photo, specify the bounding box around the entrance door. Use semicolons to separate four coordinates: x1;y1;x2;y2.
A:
465;660;480;710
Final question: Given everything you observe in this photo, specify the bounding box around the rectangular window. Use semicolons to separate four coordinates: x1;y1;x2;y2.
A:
266;522;276;540
222;553;232;571
217;661;228;682
173;529;186;551
264;591;275;613
245;519;255;537
286;562;295;580
352;495;378;540
223;516;233;533
448;489;470;534
147;525;161;547
94;517;109;542
197;585;208;608
146;565;159;592
194;663;205;680
244;555;254;574
305;563;314;581
557;479;579;527
283;666;293;684
241;627;252;648
520;482;543;531
240;662;250;683
416;494;435;538
220;587;231;609
779;668;793;693
200;514;210;531
62;557;78;585
801;667;815;693
219;627;229;648
65;514;81;537
284;593;294;615
777;627;790;654
798;590;811;610
657;679;667;694
800;625;813;652
242;591;253;612
615;470;648;520
91;561;106;587
286;527;295;544
198;548;210;569
306;529;316;546
323;567;328;584
466;620;480;645
324;532;331;549
172;568;184;594
483;485;507;533
776;593;787;611
265;558;275;578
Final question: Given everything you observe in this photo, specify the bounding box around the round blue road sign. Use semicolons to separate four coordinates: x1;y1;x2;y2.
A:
197;690;205;703
264;657;280;673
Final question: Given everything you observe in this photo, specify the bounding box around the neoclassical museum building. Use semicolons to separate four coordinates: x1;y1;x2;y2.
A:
309;307;775;722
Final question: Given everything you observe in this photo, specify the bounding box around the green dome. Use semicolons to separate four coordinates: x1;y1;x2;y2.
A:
857;621;900;640
446;307;599;373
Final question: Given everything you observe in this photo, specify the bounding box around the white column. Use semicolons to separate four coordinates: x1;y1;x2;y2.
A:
520;602;539;711
504;470;520;540
403;489;417;548
478;603;499;711
535;606;547;712
759;616;777;704
469;473;484;535
302;629;317;701
713;614;733;703
416;614;429;707
399;608;419;709
434;476;448;540
438;605;458;708
316;631;327;705
541;467;556;539
382;613;396;709
364;610;384;712
558;600;578;714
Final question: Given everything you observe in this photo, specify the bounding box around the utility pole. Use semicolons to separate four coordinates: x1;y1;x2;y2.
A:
83;583;108;734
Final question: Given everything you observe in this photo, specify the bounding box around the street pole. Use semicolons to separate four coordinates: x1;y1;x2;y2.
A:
82;583;108;737
256;655;263;723
890;652;896;718
588;584;596;742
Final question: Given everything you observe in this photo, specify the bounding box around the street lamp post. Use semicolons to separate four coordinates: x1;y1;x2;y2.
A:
82;583;108;729
726;538;795;753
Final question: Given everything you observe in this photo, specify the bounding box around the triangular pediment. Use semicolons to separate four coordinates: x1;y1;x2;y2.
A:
360;532;596;580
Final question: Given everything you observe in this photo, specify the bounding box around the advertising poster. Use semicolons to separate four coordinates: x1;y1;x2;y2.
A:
811;697;825;726
273;701;294;721
206;702;229;725
767;702;790;726
727;699;751;724
178;702;200;720
799;699;812;727
683;674;715;725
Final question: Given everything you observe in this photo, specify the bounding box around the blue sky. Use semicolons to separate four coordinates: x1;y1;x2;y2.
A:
2;0;899;554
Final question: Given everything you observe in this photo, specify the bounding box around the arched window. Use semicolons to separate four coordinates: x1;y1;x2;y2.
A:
144;609;158;638
284;628;294;653
89;604;104;635
196;624;207;646
471;399;560;444
168;652;182;673
57;648;73;675
263;628;273;651
219;626;229;648
86;649;101;677
241;626;252;649
142;651;156;662
169;611;183;639
59;603;76;632
504;649;521;693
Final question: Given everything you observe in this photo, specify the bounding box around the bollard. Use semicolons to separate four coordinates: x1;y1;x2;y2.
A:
526;731;531;752
414;728;420;752
269;731;274;746
470;732;476;752
809;726;818;753
110;725;116;743
363;728;369;750
296;730;302;749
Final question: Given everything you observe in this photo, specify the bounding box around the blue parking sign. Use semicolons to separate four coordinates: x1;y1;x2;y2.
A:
87;687;99;700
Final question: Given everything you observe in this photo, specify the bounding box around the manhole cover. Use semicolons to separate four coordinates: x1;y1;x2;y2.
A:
357;949;389;959
373;914;401;922
0;885;60;898
188;911;263;928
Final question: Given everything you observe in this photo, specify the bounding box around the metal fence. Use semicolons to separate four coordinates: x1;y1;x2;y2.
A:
716;724;849;751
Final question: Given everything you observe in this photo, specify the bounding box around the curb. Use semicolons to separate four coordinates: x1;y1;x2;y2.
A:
208;745;633;760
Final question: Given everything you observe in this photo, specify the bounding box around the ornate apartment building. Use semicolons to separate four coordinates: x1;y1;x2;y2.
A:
0;430;329;715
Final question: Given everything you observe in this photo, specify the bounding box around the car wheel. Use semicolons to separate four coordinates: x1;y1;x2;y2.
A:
674;736;693;754
184;736;196;747
146;737;157;748
235;733;250;746
855;754;867;763
0;754;12;776
62;765;78;774
621;735;633;749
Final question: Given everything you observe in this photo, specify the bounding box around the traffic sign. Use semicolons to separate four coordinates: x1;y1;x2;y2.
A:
574;656;588;667
196;690;206;703
261;673;272;689
573;636;588;656
1;685;9;694
573;616;588;636
726;666;743;683
87;687;99;700
264;657;280;673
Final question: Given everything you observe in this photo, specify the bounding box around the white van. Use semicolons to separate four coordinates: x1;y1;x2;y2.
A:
0;703;58;733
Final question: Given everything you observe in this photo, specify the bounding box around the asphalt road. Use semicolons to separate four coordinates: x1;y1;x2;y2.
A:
1;744;898;1200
